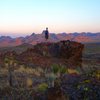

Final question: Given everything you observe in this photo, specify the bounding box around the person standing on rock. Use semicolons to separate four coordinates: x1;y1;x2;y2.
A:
45;27;49;40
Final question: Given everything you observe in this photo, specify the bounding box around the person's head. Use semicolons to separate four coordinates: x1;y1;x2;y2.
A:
46;27;48;30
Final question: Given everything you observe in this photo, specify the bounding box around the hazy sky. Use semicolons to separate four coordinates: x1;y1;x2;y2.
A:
0;0;100;36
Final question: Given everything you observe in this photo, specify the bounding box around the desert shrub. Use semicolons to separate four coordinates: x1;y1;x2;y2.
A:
60;66;67;75
17;65;26;73
68;68;79;74
37;67;44;73
96;70;100;79
4;58;9;63
52;64;59;74
37;83;48;92
76;67;82;73
26;78;33;88
26;67;35;74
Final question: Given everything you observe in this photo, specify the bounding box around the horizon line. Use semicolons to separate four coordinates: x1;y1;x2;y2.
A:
0;32;100;38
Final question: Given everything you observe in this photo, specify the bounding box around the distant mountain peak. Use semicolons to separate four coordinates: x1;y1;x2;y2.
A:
31;33;35;36
0;36;12;39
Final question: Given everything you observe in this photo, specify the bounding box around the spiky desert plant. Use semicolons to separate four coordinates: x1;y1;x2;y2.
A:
52;64;59;74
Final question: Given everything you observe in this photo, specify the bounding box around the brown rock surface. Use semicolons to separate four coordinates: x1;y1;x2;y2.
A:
17;40;84;68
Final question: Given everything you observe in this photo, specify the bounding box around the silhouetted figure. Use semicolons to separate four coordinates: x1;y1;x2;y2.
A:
45;27;49;40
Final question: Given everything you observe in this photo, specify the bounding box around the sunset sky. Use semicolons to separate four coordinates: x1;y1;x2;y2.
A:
0;0;100;36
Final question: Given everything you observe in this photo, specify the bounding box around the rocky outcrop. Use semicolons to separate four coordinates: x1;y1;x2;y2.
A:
18;40;84;68
0;40;84;68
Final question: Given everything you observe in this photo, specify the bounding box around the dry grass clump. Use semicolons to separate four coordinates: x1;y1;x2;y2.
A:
26;78;33;88
68;68;79;74
15;66;41;76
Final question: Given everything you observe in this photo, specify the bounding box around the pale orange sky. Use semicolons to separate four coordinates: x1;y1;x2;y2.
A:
0;0;100;36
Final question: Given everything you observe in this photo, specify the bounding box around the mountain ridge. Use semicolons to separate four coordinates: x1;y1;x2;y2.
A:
0;32;100;47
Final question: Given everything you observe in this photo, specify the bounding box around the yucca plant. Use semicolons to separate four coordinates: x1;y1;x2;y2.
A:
52;64;59;74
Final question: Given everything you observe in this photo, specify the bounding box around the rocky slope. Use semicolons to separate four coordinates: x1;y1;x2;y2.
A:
16;40;84;68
